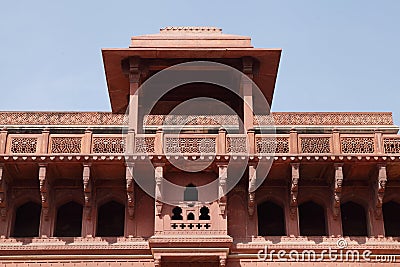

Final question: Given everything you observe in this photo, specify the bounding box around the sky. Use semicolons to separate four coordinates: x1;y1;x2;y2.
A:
0;1;399;124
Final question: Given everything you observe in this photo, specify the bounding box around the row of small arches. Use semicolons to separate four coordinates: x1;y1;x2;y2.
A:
258;200;400;236
12;201;125;237
171;206;210;220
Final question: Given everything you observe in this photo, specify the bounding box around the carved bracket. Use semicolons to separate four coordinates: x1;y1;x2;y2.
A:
0;164;6;221
155;165;163;216
218;165;228;215
289;163;300;219
126;163;135;219
82;163;92;220
38;164;49;221
248;165;256;216
332;163;343;219
375;164;387;219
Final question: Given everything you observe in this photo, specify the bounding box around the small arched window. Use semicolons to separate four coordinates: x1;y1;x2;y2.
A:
171;206;183;220
257;201;285;236
199;206;210;220
54;201;83;237
12;202;41;237
383;201;400;237
96;201;125;237
299;201;327;236
341;201;368;236
184;183;198;202
187;212;195;220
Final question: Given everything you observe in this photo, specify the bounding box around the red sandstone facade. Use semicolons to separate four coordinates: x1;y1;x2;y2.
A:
0;27;399;266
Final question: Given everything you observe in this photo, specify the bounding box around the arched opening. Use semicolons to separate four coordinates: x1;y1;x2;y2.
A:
199;206;210;220
341;201;368;236
171;206;183;220
184;183;198;202
257;201;285;236
299;201;327;236
54;201;83;237
12;202;41;237
96;201;125;237
383;201;400;237
187;212;195;220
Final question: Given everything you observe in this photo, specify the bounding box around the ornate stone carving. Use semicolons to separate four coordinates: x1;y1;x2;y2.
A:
93;137;126;153
135;137;155;153
256;137;289;154
82;163;92;220
255;112;393;126
227;137;247;153
300;137;331;153
383;137;400;153
125;163;135;219
164;137;215;154
341;137;374;154
38;164;49;221
50;137;82;153
332;163;343;219
248;164;256;216
218;165;228;215
10;137;37;153
375;164;387;219
290;163;300;219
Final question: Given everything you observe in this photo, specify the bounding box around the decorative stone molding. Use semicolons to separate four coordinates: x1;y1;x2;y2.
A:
375;164;387;219
82;163;92;220
218;165;228;215
332;163;343;219
289;163;300;219
248;164;256;216
125;163;135;219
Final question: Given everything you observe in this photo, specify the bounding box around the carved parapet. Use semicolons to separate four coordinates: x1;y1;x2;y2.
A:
82;163;92;220
38;164;49;221
375;164;387;219
125;163;135;219
289;163;300;219
333;163;343;219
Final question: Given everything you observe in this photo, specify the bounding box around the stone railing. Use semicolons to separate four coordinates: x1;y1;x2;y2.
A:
2;129;400;155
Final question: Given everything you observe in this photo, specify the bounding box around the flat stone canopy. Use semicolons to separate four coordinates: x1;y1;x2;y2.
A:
102;27;281;113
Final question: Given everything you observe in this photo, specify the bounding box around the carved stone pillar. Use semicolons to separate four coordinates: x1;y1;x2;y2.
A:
125;163;135;237
0;127;7;154
248;164;256;216
289;129;298;154
218;164;228;215
127;57;141;133
40;128;50;153
242;57;254;133
372;164;387;237
0;164;7;237
330;163;343;236
82;128;92;154
288;163;300;236
217;128;226;155
332;163;343;219
154;164;164;216
82;163;94;237
38;163;51;237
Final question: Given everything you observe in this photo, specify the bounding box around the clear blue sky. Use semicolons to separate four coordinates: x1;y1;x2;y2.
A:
1;1;399;123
